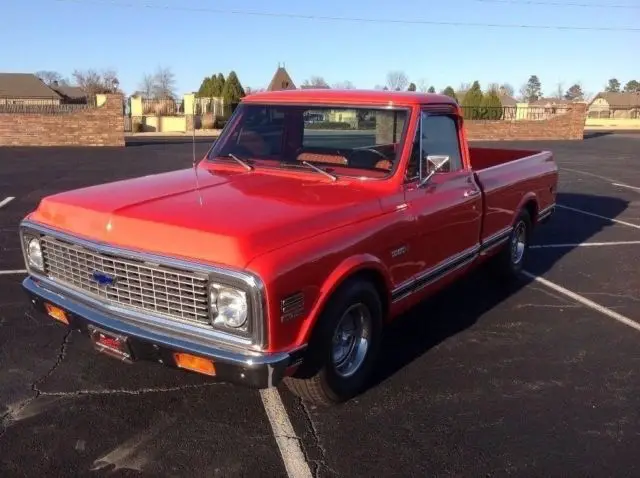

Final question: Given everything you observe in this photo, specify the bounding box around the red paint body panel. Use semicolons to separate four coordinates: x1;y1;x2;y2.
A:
23;90;558;356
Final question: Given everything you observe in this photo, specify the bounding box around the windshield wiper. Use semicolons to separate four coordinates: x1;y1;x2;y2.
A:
299;161;338;181
215;153;254;171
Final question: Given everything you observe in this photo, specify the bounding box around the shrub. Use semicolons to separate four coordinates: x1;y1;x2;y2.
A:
461;81;484;120
480;89;503;120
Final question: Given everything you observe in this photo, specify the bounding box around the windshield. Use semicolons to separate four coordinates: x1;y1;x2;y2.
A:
207;103;410;179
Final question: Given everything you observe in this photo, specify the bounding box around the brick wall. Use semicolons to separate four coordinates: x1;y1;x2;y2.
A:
0;94;125;147
465;103;586;141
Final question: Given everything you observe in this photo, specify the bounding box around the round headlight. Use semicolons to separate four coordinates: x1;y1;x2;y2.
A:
210;285;248;329
27;237;44;270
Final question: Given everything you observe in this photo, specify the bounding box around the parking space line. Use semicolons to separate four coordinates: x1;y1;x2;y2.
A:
561;168;620;184
613;183;640;192
562;168;640;192
0;197;15;209
522;271;640;332
260;388;313;478
0;269;27;275
531;240;640;249
556;204;640;230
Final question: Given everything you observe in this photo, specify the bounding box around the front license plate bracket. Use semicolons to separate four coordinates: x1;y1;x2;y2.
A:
88;325;134;363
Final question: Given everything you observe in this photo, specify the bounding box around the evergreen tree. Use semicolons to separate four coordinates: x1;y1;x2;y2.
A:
442;86;457;102
564;84;584;101
523;75;542;102
212;74;225;97
222;71;246;105
461;81;483;119
197;76;213;97
605;78;620;93
407;82;417;91
428;86;436;93
481;87;503;120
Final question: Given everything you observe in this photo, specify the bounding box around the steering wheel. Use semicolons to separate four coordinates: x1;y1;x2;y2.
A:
353;146;388;161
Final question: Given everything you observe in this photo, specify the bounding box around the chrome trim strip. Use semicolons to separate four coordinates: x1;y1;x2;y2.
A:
391;244;480;302
482;226;513;247
538;203;555;220
23;276;292;369
413;255;477;295
391;225;515;303
20;219;268;350
480;236;510;255
479;226;513;255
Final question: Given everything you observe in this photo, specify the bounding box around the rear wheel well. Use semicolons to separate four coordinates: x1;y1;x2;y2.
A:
524;199;538;226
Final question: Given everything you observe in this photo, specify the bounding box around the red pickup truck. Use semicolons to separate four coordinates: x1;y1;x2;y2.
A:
19;89;557;405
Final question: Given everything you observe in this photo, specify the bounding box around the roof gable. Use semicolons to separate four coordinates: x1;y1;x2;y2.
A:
0;73;61;98
267;66;296;91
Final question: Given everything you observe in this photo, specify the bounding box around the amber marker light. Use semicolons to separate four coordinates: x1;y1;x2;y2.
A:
173;352;216;376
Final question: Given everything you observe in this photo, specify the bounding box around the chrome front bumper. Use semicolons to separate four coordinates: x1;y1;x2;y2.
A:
23;276;303;388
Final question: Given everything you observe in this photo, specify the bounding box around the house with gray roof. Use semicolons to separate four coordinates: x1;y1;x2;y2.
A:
0;73;62;105
588;92;640;119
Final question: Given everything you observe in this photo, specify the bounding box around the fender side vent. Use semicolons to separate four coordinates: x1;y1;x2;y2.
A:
281;292;304;322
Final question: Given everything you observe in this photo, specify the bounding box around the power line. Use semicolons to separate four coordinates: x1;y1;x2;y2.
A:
49;0;640;32
473;0;640;9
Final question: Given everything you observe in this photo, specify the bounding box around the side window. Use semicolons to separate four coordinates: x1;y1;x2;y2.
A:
421;113;463;173
405;126;420;181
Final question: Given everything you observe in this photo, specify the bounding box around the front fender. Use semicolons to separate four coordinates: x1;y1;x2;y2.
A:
294;254;393;346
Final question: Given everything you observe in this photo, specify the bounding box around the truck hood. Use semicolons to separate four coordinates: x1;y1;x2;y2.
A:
29;167;383;268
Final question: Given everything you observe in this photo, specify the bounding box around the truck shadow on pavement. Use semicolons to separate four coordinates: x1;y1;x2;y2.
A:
368;191;630;390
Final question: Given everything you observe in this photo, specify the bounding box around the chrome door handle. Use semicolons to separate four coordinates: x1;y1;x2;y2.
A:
464;189;480;197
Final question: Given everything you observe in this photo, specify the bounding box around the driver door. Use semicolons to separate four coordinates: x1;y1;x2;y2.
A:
402;108;483;295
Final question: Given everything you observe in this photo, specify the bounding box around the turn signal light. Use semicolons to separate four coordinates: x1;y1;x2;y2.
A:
173;353;216;376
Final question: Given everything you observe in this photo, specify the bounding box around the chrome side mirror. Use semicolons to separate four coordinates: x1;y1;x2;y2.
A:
419;155;450;187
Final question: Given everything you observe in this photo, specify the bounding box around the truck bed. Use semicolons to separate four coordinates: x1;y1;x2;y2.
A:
469;147;544;171
469;147;557;250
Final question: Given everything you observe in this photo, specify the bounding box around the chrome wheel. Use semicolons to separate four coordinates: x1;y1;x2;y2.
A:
511;221;527;264
331;303;372;378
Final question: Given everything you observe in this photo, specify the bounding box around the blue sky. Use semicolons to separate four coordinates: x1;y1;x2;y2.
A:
2;0;638;98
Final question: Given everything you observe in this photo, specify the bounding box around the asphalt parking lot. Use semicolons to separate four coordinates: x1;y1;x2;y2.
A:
1;132;639;477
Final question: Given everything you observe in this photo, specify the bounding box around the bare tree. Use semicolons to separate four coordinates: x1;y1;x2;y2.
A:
138;73;155;98
332;80;355;89
386;71;409;91
36;70;69;86
416;78;429;93
499;83;514;97
517;83;527;101
152;66;176;98
301;76;330;88
553;82;564;100
72;68;121;95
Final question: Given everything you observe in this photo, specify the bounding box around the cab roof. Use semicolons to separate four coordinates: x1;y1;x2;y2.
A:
241;88;459;107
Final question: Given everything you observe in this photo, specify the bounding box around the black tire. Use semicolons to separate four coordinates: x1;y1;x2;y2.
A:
491;208;532;281
283;279;383;406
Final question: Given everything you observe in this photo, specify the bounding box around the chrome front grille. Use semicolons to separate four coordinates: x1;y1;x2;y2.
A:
40;235;211;326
